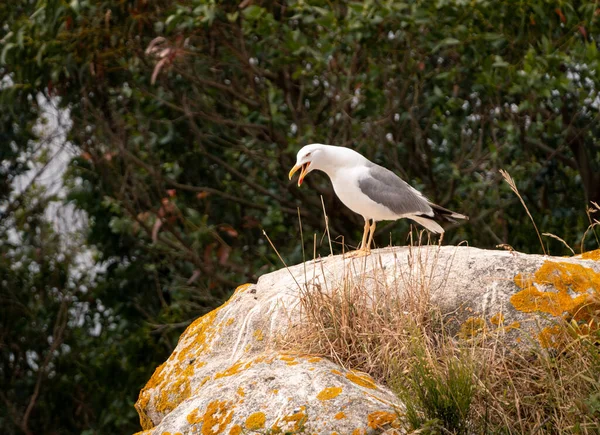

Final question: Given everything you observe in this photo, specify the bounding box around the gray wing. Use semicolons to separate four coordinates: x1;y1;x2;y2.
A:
358;164;433;216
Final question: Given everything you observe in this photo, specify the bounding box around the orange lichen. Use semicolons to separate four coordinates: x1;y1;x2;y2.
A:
153;363;194;416
331;369;342;375
272;389;279;394
186;400;235;434
352;429;365;435
253;329;264;341
511;262;599;316
459;317;486;339
504;321;521;332
236;386;245;397
225;317;235;327
215;360;245;379
581;249;600;261
229;425;242;435
334;411;346;420
202;400;234;435
307;356;322;363
136;283;247;429
317;386;342;401
234;283;253;294
490;312;505;326
187;408;202;424
271;406;306;433
367;411;398;429
199;376;211;387
346;370;377;389
135;285;254;429
279;355;295;362
511;261;600;347
538;325;565;348
245;411;266;430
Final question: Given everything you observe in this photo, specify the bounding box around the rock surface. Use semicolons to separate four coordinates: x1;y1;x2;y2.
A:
134;246;600;434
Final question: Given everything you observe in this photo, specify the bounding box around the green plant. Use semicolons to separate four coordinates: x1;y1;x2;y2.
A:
392;340;474;434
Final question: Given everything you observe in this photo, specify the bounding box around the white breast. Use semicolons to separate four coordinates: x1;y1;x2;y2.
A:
329;167;399;221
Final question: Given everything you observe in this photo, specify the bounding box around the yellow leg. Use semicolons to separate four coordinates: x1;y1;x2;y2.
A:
346;219;373;258
366;220;377;253
358;219;370;250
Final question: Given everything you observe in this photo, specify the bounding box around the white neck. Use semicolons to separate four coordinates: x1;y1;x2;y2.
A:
314;145;367;177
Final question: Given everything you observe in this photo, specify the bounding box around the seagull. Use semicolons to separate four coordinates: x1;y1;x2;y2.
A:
288;144;468;255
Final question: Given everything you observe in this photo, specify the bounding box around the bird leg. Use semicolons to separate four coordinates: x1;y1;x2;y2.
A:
346;219;372;258
366;220;377;252
358;219;370;250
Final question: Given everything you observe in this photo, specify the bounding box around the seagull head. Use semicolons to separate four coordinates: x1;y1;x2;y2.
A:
288;144;326;186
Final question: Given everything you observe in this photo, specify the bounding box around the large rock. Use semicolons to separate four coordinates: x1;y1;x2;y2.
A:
134;246;600;434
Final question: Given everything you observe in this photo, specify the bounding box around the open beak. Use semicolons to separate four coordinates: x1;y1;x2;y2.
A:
288;162;311;186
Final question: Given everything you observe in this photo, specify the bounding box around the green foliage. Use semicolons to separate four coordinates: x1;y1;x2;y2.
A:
1;0;600;433
392;343;474;434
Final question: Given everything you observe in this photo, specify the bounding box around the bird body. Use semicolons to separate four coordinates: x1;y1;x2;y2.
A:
289;144;468;254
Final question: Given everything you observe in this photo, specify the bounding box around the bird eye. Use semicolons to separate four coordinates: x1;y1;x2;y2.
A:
305;152;312;157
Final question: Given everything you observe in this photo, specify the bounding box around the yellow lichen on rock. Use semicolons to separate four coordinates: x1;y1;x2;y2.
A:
245;411;266;430
253;329;264;341
186;408;202;425
316;386;342;401
234;283;253;294
346;370;377;390
511;261;600;347
152;364;194;417
186;400;235;434
215;360;245;379
367;410;398;429
228;425;242;435
581;249;600;261
136;285;255;430
538;325;564;348
504;321;521;332
459;317;486;339
490;312;505;326
201;400;234;435
271;406;306;433
334;411;346;420
511;261;599;316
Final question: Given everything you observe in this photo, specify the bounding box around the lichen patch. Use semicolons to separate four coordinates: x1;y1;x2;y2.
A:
346;370;377;390
317;386;342;401
459;317;486;339
511;261;600;347
490;312;505;326
271;406;306;433
245;411;266;430
581;249;600;261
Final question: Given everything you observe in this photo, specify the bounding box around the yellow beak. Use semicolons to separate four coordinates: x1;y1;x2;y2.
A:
288;162;311;186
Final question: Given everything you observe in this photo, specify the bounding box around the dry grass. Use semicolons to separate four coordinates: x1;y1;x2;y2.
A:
282;231;448;382
280;234;600;434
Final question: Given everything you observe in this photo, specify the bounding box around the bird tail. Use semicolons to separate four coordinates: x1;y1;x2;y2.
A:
429;203;469;223
408;215;445;234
